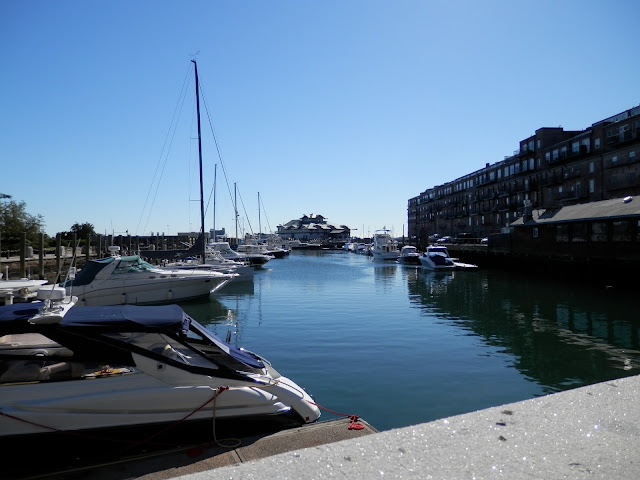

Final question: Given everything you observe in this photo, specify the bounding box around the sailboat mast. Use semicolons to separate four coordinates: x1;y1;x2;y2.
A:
192;59;206;264
234;182;238;245
258;192;261;239
213;163;217;242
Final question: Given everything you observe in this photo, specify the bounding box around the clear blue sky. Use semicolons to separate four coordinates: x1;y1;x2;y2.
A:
2;1;639;239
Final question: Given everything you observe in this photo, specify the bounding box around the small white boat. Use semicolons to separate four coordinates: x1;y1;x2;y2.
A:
208;241;272;268
397;245;421;265
0;288;320;463
453;261;479;271
237;244;277;263
0;277;49;305
419;245;456;270
164;252;255;282
59;247;234;306
370;229;400;261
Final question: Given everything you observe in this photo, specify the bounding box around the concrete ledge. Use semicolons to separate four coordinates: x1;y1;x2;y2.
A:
179;375;640;479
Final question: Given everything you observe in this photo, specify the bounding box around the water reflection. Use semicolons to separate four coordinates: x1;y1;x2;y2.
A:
407;268;640;393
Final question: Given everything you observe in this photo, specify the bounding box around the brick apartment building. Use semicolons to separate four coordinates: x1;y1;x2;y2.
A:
408;105;640;248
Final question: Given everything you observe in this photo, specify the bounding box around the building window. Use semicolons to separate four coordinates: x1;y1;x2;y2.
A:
595;138;601;149
612;221;631;241
612;156;618;164
571;223;587;242
589;161;595;173
545;152;551;162
589;178;595;193
572;141;580;153
630;151;636;159
532;227;539;238
556;224;569;242
591;222;607;242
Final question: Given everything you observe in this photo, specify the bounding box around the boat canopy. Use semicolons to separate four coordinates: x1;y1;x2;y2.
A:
59;257;114;287
0;302;264;370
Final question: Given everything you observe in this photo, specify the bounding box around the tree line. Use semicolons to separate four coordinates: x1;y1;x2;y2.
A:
0;198;96;252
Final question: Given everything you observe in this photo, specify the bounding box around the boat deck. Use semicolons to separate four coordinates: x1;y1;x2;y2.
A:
26;418;377;480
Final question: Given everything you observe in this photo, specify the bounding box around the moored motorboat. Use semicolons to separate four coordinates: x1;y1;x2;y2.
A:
59;247;234;306
370;228;400;261
0;277;49;305
0;288;320;464
397;245;421;265
207;241;272;268
164;251;255;282
419;245;456;270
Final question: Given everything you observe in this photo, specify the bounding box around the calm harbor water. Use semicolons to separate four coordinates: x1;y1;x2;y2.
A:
178;250;640;432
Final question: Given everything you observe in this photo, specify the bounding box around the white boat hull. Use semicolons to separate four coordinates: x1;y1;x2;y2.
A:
68;273;231;306
1;375;315;437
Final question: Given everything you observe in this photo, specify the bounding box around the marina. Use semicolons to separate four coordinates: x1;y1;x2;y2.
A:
177;249;640;432
2;247;640;477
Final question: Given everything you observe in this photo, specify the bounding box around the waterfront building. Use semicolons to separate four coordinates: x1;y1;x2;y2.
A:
408;105;640;248
509;196;640;261
276;214;350;244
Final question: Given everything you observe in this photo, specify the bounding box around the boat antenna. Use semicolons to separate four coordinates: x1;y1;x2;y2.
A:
192;59;206;264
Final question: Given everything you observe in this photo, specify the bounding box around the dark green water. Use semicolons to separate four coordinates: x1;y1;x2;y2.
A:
178;250;640;432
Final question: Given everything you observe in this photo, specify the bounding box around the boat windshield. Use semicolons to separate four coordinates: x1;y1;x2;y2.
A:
113;257;162;275
100;317;265;373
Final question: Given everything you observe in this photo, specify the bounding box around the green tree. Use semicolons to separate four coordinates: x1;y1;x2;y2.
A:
0;199;45;249
70;222;96;238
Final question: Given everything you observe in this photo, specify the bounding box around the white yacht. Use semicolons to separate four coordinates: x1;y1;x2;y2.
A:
59;247;234;305
370;229;400;261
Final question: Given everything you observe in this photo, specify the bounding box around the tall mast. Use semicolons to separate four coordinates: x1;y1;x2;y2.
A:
258;192;261;239
192;59;206;263
234;182;238;245
213;163;217;241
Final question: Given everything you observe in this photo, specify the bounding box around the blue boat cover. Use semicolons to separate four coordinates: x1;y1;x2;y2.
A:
0;302;185;329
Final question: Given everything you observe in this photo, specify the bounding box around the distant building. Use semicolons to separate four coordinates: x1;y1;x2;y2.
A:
277;214;350;243
408;105;640;248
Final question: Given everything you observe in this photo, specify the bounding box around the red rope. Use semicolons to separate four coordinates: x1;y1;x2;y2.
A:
119;386;229;454
306;400;364;430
